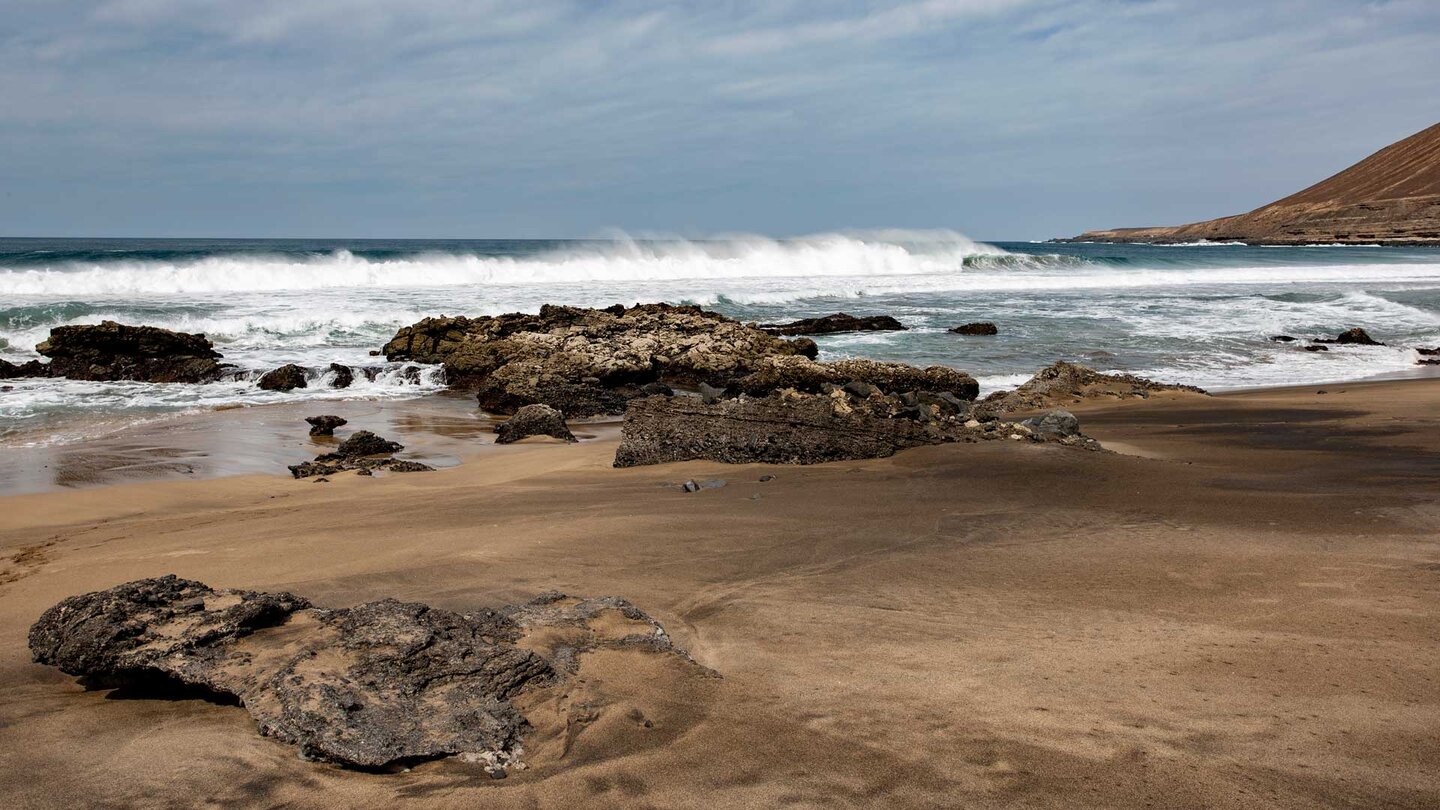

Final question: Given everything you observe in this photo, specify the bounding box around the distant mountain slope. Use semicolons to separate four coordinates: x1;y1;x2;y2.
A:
1070;122;1440;245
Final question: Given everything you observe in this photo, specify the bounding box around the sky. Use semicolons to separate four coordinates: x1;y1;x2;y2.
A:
2;0;1438;240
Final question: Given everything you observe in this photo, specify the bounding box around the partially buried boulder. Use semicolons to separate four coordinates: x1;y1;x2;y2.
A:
949;322;998;336
258;364;308;391
35;321;223;383
1021;409;1081;437
305;415;348;436
758;313;907;336
494;404;577;444
28;576;700;771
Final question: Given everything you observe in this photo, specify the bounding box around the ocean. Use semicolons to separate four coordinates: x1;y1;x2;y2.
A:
3;232;1440;447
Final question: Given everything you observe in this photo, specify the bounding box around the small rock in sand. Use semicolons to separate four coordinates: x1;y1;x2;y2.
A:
305;415;348;436
494;404;577;445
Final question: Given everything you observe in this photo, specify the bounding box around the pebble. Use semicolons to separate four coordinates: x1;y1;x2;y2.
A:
759;474;775;482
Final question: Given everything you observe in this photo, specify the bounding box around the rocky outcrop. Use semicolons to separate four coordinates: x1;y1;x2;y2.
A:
950;322;998;336
613;388;1097;468
29;576;693;771
305;415;348;436
494;404;577;444
1317;328;1385;346
0;358;48;378
34;321;224;383
323;430;403;459
758;313;906;336
258;364;308;391
289;430;430;478
382;304;819;416
1068;122;1440;246
981;361;1207;415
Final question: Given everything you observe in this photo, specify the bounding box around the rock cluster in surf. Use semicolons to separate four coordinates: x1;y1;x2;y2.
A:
382;303;821;416
757;312;906;336
28;575;695;772
25;321;225;383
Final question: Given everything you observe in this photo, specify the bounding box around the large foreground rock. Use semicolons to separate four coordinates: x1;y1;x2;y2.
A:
29;576;693;771
34;321;224;383
981;361;1206;415
382;304;818;416
613;389;1097;467
758;313;906;336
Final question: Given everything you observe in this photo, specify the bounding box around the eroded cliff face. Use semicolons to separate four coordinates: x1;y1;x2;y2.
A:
1071;122;1440;246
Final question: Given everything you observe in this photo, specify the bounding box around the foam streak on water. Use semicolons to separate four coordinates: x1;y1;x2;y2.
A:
2;232;1439;445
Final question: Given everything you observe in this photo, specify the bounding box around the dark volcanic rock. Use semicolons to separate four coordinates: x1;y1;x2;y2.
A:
30;577;695;771
305;415;348;436
494;404;577;445
258;364;309;391
1270;335;1298;342
614;388;1097;468
0;358;48;378
290;430;419;478
1306;344;1330;352
327;363;355;389
35;321;223;383
980;361;1206;415
383;303;817;415
328;430;403;459
758;313;906;336
28;575;309;678
949;322;999;336
1334;327;1385;346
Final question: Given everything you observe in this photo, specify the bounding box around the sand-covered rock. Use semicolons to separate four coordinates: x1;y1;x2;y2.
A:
494;404;577;444
28;577;697;771
613;388;1097;467
758;313;906;336
981;361;1207;415
33;321;224;383
382;303;818;416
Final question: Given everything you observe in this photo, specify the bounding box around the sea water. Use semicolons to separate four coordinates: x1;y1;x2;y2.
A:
3;232;1439;445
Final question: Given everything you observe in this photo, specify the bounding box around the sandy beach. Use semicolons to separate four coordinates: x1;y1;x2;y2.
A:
1;379;1436;809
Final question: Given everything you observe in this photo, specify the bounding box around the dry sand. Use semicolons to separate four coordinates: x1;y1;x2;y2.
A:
1;380;1437;808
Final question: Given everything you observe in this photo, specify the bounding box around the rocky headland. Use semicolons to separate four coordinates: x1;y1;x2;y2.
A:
1068;121;1440;245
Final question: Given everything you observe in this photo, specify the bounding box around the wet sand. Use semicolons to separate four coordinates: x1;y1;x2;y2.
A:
1;380;1437;808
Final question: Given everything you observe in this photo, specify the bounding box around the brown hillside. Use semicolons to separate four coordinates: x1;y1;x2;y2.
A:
1071;122;1440;245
